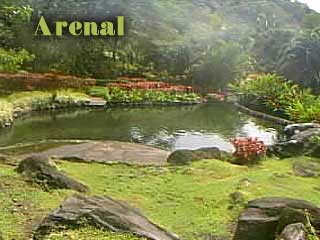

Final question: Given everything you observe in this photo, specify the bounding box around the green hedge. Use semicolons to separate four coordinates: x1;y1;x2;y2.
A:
87;87;202;104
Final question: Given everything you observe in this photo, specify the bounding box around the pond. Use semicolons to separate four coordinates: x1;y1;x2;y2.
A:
0;102;281;151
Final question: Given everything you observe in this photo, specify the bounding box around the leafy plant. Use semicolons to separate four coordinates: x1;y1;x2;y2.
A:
0;48;35;72
233;73;320;122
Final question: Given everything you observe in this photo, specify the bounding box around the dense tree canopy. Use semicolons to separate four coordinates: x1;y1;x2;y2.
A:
1;0;320;91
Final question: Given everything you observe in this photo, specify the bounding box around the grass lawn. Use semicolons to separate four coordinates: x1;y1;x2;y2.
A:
0;157;319;240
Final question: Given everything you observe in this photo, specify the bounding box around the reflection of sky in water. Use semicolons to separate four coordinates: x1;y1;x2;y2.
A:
174;132;234;151
236;120;278;146
130;119;278;152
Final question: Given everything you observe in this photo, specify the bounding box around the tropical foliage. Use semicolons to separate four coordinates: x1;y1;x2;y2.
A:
1;0;319;92
0;4;35;72
0;48;35;72
234;74;320;122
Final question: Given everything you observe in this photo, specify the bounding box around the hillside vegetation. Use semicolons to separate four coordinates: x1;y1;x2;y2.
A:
1;0;319;91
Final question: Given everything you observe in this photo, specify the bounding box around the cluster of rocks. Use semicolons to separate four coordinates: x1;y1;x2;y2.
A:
233;197;320;240
6;137;319;240
269;123;320;158
15;155;180;240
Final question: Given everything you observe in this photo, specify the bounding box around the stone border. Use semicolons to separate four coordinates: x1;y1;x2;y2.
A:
234;102;293;126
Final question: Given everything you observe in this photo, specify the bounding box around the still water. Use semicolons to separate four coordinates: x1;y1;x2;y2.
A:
0;103;280;151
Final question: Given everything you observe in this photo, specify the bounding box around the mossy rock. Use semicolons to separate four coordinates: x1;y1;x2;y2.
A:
34;194;180;240
16;155;89;192
167;147;232;165
293;160;320;178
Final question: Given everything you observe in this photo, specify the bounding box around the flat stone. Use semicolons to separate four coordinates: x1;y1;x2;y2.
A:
34;194;180;240
167;147;231;165
293;161;320;178
22;141;170;166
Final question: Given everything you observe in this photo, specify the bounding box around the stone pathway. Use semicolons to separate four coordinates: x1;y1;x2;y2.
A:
22;141;170;166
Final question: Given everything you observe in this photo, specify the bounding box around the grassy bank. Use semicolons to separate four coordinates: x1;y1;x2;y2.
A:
0;157;319;240
0;89;202;128
0;90;91;128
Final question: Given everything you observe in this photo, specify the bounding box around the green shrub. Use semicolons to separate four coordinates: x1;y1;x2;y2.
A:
233;73;320;122
0;48;35;72
87;87;201;104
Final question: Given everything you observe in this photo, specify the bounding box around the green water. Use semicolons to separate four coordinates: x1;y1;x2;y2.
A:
0;102;280;151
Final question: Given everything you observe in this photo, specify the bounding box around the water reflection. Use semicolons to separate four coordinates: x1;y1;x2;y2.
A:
0;103;281;151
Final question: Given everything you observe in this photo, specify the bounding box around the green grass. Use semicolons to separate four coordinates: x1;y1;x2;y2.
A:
45;228;145;240
0;90;91;129
0;157;319;239
0;165;71;240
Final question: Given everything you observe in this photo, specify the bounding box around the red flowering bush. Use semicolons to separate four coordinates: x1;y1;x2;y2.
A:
108;77;193;92
231;137;267;165
0;72;96;92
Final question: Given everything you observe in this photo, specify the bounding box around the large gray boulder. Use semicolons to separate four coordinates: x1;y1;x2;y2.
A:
269;123;320;158
284;123;320;138
233;197;320;240
278;223;306;240
16;156;89;193
34;194;180;240
167;147;231;165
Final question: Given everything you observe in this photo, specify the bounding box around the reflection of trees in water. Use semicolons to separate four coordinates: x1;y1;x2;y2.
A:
0;103;279;148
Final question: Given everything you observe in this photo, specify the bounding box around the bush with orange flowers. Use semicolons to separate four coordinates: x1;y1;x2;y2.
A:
106;81;193;92
0;72;96;93
231;137;267;165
